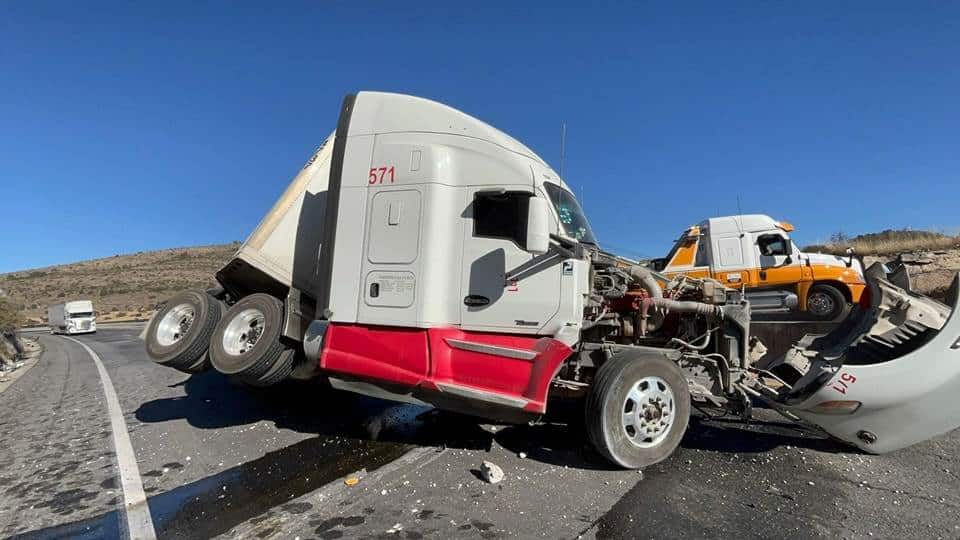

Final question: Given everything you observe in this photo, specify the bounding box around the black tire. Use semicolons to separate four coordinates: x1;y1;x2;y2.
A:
208;293;291;385
242;348;296;387
585;352;691;469
145;290;222;373
807;284;846;320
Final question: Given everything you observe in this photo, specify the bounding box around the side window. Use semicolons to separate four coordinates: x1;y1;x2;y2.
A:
757;234;789;256
694;238;710;267
473;192;529;248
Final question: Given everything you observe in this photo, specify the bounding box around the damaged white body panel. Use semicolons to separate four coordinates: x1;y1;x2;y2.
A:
761;264;960;453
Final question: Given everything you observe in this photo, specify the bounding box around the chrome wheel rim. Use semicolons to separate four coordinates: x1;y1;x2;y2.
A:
156;304;195;346
808;292;836;317
222;308;265;356
622;376;676;448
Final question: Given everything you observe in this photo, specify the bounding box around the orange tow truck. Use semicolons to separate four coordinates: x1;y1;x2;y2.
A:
650;215;865;319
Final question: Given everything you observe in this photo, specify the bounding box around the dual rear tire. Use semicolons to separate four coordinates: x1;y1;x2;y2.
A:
145;290;293;385
208;293;294;386
145;290;222;373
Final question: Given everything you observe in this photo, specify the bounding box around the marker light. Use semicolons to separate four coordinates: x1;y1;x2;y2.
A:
810;400;861;415
776;220;795;232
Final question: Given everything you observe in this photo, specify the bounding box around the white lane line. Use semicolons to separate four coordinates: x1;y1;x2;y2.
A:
63;336;158;540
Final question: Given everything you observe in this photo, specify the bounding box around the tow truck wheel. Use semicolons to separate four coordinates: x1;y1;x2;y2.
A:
145;290;223;373
586;353;691;469
209;293;292;385
807;284;846;320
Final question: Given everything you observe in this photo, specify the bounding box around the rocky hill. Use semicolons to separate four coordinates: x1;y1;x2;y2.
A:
805;228;960;301
863;250;960;301
0;244;237;325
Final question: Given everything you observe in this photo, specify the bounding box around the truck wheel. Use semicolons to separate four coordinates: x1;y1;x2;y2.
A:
241;348;296;387
145;290;222;373
209;293;291;385
585;353;690;469
807;284;846;320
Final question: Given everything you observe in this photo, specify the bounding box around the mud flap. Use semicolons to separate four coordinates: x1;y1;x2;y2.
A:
788;274;960;453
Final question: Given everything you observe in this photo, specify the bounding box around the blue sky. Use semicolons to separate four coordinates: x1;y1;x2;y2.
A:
2;2;958;273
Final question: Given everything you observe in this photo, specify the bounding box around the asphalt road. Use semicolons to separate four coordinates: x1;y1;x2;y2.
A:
1;326;958;539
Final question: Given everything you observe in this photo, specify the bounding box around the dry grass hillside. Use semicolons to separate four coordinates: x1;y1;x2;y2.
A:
805;229;960;256
0;243;237;325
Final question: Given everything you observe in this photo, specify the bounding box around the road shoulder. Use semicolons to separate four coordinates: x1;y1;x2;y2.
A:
0;336;42;395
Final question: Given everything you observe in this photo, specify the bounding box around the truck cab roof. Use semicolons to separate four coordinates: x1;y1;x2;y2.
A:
700;214;794;235
349;92;547;167
342;92;574;193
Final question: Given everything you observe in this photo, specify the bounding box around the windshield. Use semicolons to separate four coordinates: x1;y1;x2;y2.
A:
69;312;94;318
544;183;598;245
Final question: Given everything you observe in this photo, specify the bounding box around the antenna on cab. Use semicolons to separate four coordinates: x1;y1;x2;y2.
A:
735;194;745;236
559;122;567;179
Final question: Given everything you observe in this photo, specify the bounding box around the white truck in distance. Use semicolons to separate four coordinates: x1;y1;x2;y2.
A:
48;300;96;334
146;92;960;468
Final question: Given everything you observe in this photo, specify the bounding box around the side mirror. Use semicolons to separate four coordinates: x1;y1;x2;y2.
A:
526;197;550;255
845;247;856;268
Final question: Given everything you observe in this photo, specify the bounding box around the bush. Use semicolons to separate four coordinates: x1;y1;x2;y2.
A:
0;298;23;331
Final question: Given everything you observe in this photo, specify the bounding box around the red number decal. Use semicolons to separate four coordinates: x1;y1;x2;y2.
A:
831;372;857;394
368;166;397;184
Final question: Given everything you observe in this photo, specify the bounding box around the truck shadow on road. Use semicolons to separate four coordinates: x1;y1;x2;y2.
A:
491;406;852;472
134;370;496;451
680;412;851;454
135;372;853;474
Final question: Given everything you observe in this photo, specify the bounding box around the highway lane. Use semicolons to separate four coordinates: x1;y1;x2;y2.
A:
1;328;430;538
1;327;958;538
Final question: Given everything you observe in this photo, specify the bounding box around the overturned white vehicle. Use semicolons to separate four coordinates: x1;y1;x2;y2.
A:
758;263;960;453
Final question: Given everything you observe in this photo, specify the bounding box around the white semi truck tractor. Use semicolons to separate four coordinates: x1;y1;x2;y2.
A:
146;92;960;468
48;300;96;334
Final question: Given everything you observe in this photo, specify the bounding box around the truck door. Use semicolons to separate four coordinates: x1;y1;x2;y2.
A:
754;232;803;290
711;235;753;286
460;187;562;334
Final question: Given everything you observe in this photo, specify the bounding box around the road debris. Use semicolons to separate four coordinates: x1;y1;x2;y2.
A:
344;477;359;486
479;461;504;484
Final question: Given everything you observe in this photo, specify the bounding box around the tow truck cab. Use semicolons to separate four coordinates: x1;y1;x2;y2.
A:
653;215;866;319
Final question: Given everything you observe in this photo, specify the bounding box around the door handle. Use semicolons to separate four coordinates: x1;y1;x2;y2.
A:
759;270;767;280
464;295;490;307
